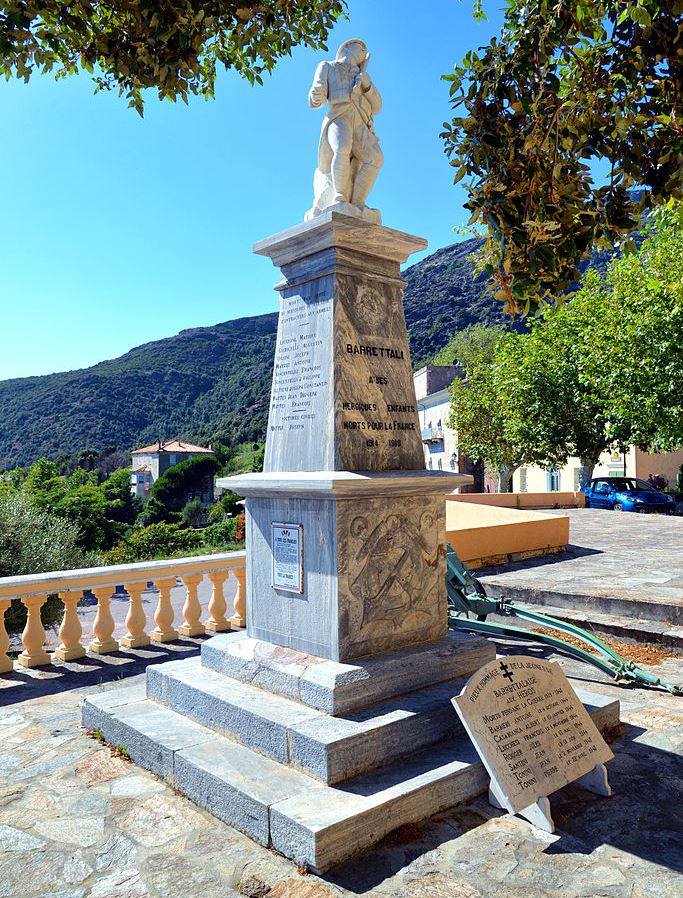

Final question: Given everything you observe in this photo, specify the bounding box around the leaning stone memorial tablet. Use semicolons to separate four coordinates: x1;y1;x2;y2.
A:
271;523;304;593
452;656;613;832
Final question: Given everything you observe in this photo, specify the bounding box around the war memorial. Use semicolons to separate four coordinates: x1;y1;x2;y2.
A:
83;40;619;873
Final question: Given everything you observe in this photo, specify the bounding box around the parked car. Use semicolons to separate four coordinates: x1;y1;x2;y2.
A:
581;477;676;513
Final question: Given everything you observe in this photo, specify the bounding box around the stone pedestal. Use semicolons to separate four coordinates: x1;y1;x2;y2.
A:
226;212;470;663
231;470;459;661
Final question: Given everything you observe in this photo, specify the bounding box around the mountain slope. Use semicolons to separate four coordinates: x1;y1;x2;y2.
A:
0;236;618;469
403;237;509;366
0;314;278;468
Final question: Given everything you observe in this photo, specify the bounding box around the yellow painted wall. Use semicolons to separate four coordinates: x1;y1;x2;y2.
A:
445;499;570;567
635;448;683;485
450;491;584;509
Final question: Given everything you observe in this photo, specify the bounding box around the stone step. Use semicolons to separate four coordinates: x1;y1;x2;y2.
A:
479;576;683;627
82;680;619;874
146;655;471;783
201;629;495;713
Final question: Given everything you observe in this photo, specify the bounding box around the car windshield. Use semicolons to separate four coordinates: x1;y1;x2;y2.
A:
606;479;656;492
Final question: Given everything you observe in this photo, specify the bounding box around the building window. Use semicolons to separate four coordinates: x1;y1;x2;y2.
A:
520;468;528;492
169;454;177;465
547;468;560;492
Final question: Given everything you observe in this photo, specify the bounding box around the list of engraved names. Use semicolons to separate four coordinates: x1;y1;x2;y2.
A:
453;657;613;813
269;295;331;435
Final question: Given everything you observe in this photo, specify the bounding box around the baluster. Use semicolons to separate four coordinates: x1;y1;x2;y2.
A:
54;591;85;661
150;577;178;643
205;571;231;633
230;564;247;629
18;594;51;668
179;574;205;637
0;599;13;673
120;582;150;648
89;587;119;654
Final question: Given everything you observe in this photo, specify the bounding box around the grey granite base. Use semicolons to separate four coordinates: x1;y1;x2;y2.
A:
201;630;494;714
82;680;619;873
146;655;473;783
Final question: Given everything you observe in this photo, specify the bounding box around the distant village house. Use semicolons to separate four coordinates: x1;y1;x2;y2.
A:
130;439;215;503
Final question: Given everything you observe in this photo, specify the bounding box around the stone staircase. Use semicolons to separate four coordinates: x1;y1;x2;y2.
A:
83;631;620;873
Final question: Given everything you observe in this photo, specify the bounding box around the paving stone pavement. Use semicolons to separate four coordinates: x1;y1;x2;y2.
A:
478;509;683;626
0;637;681;898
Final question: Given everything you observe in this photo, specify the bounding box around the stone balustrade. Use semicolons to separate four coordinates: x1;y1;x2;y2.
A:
0;550;246;673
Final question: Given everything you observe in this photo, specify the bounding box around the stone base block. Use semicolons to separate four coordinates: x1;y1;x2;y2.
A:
120;634;151;648
177;624;205;637
149;629;178;644
147;655;472;783
204;621;231;634
18;650;51;668
54;645;87;661
82;682;619;874
89;639;119;654
201;630;494;714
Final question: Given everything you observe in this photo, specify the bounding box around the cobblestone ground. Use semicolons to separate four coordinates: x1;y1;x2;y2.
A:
0;638;681;898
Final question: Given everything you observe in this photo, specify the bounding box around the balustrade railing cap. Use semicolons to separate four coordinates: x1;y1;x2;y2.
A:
0;550;246;599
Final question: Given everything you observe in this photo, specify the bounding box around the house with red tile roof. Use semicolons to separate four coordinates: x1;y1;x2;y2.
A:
130;439;215;501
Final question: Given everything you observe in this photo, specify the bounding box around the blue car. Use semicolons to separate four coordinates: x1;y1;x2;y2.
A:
581;477;676;514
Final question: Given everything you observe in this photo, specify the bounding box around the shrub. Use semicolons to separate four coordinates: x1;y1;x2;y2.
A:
202;513;245;549
181;497;205;528
0;492;100;634
235;513;245;543
207;490;242;523
150;456;218;518
105;522;202;565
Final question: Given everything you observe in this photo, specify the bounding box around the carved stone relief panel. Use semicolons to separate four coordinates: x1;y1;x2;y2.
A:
337;493;448;659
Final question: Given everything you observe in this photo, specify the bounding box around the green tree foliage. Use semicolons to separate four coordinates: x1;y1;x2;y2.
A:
207;489;243;523
218;442;265;475
148;455;218;522
181;496;205;528
449;204;683;485
102;467;141;524
494;312;610;483
0;459;139;551
443;1;683;313
105;521;202;564
1;1;346;114
0;491;99;633
447;325;526;490
567;202;683;451
202;514;245;548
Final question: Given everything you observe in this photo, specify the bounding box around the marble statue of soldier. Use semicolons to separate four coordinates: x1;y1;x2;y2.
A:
306;38;384;223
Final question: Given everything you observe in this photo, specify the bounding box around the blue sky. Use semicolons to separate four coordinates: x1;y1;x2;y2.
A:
0;1;504;381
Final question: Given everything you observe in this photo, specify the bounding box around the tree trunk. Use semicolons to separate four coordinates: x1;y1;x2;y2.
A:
497;463;521;493
578;459;596;487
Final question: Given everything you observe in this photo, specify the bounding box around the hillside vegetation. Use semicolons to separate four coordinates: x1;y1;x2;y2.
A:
0;237;618;469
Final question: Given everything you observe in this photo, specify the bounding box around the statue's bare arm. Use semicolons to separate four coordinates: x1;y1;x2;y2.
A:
309;62;328;108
